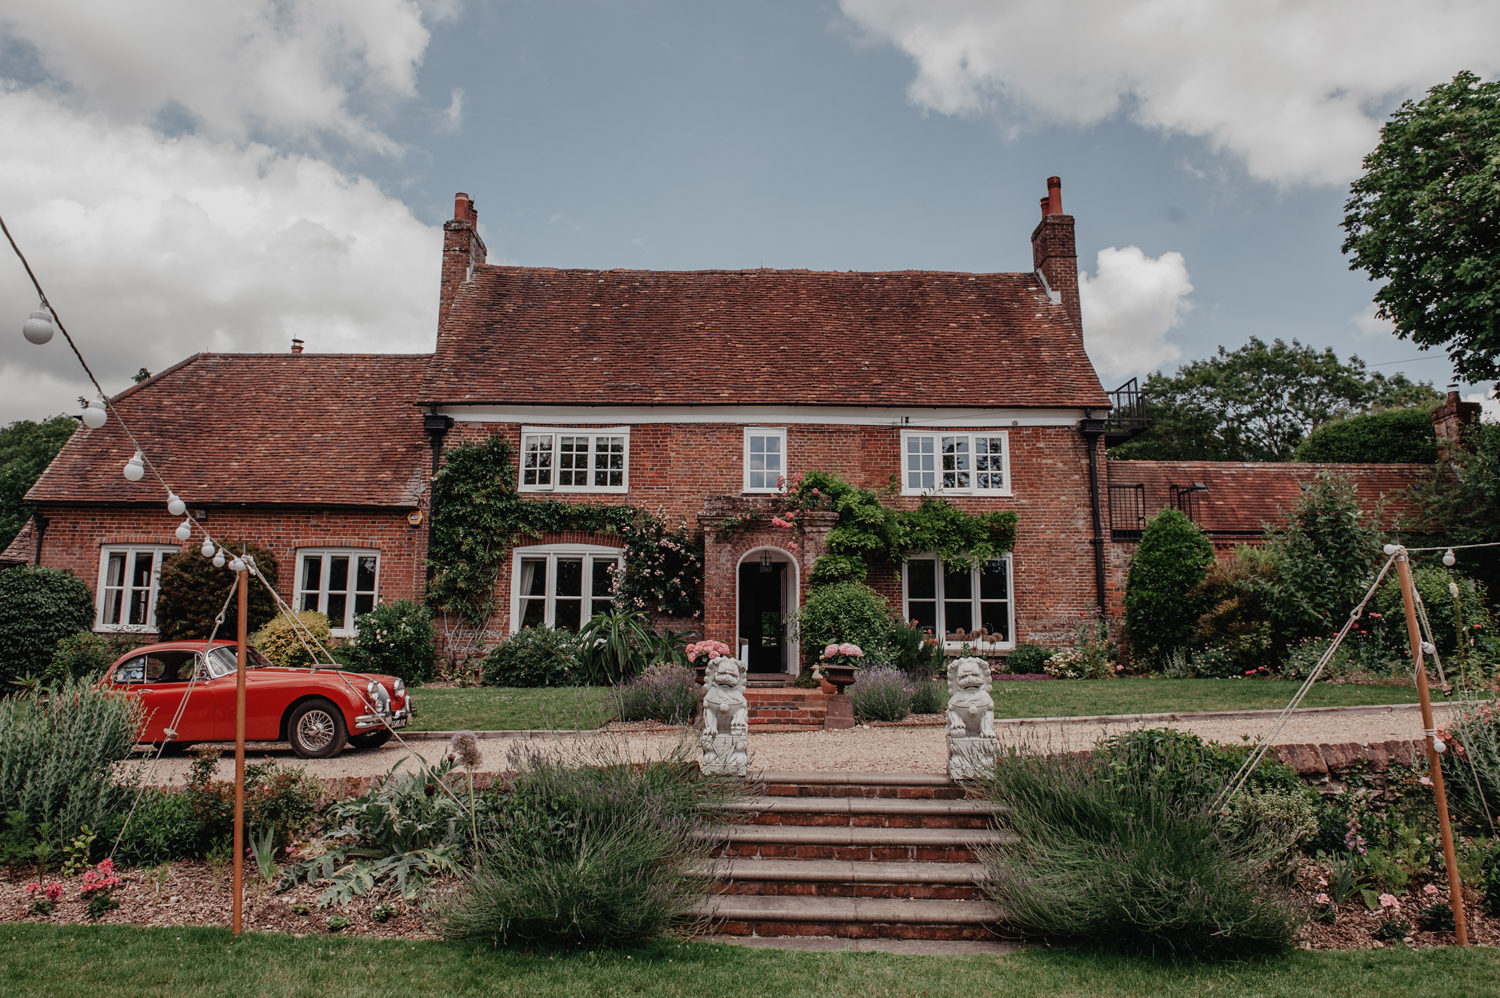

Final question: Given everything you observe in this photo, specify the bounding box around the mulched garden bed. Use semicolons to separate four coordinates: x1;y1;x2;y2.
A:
7;855;1497;951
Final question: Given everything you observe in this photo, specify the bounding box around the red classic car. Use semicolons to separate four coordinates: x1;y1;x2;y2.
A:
104;640;412;758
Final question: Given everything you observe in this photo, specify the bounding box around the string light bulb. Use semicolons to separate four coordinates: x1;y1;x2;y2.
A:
123;451;145;482
228;555;246;573
200;536;216;558
212;548;226;569
174;519;192;542
81;402;106;429
22;305;54;345
1443;548;1457;567
167;493;186;517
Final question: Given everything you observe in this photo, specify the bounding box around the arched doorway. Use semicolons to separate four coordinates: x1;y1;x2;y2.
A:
736;546;799;676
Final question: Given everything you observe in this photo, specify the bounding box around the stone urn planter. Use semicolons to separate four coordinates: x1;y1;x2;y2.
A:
821;664;858;694
821;665;858;729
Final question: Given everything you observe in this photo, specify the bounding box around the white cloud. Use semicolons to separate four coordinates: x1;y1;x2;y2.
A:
1351;303;1396;340
1078;246;1192;380
0;88;439;425
441;87;466;133
1464;390;1500;424
0;0;437;150
838;0;1500;185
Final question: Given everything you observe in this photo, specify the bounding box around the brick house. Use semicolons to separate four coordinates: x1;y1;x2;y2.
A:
13;354;430;638
7;177;1440;675
416;180;1127;674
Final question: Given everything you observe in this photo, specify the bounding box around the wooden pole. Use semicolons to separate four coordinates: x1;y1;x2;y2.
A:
232;565;247;937
1395;548;1468;945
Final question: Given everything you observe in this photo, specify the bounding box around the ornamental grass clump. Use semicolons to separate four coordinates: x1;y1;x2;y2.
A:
443;741;738;948
611;664;699;724
0;679;142;859
976;732;1305;959
848;666;912;722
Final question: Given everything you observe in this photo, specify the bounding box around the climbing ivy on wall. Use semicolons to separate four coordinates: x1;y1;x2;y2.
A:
426;436;703;624
778;471;1018;589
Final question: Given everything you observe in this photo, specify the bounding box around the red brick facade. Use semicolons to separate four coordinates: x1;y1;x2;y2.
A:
32;505;425;630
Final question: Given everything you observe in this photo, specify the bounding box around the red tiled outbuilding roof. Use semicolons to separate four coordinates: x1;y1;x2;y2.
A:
1107;460;1431;537
0;517;36;565
420;266;1110;409
28;354;429;508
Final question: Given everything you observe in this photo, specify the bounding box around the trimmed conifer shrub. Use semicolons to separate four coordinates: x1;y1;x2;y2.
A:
154;541;279;641
1124;509;1215;668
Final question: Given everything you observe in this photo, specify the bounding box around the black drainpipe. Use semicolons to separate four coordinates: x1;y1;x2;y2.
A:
1080;418;1108;618
421;409;454;583
33;512;48;566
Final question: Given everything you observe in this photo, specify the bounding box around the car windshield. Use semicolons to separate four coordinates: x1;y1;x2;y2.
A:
204;646;273;678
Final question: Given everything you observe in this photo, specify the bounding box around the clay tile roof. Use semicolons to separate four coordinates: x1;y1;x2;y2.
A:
1107;460;1430;537
28;354;429;508
420;266;1110;408
0;517;35;565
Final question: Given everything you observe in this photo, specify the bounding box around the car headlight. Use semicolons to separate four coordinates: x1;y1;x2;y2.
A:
393;678;405;699
366;680;390;710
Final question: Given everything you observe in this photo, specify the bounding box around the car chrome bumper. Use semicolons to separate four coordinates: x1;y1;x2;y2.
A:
354;703;411;731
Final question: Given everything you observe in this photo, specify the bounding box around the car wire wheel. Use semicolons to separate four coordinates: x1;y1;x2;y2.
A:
288;698;347;758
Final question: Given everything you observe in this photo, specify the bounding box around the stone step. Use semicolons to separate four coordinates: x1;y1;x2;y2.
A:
703;823;1007;863
705;857;989;900
724;796;998;829
695;894;1002;942
760;772;969;800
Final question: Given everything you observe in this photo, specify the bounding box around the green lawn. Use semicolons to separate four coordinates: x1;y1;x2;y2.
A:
409;685;614;732
985;677;1423;719
407;678;1423;732
2;925;1496;998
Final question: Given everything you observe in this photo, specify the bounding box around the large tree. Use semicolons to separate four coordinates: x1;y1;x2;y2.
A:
1110;337;1439;461
0;416;76;549
1342;70;1500;384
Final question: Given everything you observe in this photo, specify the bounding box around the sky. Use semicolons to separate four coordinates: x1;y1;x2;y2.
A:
1;0;1498;429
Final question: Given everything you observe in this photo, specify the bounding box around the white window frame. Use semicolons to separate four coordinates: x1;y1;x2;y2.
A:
294;548;381;636
742;426;787;493
901;553;1015;652
518;426;630;494
95;545;177;632
900;429;1011;496
509;543;624;632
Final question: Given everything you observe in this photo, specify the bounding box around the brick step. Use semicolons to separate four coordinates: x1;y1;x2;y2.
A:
703;824;1007;863
695;895;1002;941
761;772;969;801
745;688;827;728
724;796;998;829
705;857;989;900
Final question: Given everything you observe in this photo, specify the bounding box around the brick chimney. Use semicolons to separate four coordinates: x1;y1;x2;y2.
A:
1432;390;1482;462
439;192;488;332
1031;176;1081;333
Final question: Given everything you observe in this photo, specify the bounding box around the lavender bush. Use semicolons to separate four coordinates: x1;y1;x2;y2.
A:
612;664;700;724
849;667;912;722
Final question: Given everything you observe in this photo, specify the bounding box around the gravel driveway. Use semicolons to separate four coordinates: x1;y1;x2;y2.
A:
128;702;1456;785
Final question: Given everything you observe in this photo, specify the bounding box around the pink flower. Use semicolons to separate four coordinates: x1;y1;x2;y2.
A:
1419;776;1433;786
823;644;839;658
838;643;863;658
1378;893;1399;909
1315;893;1330;905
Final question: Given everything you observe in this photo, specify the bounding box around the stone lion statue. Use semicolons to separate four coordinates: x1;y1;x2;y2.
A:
946;656;994;738
702;655;749;736
700;655;749;776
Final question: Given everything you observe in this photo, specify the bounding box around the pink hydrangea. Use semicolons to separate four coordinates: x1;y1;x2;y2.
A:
1378;893;1399;909
838;643;863;658
823;644;839;658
